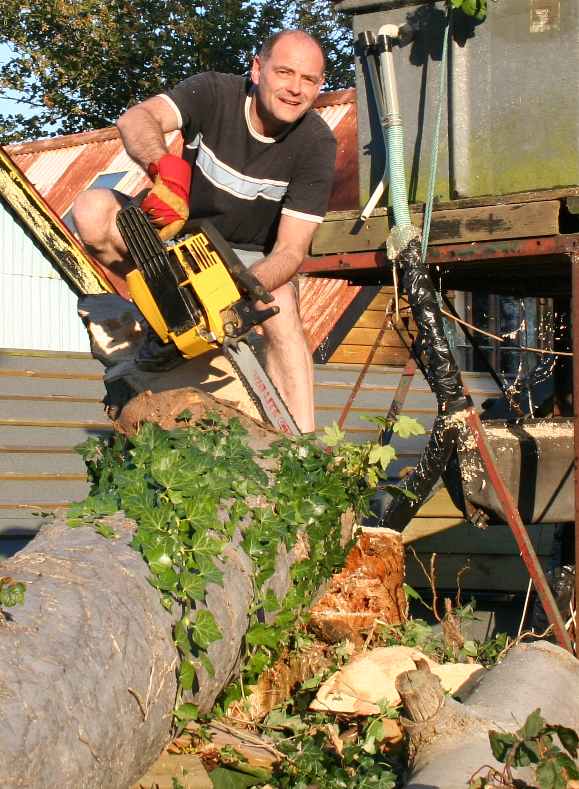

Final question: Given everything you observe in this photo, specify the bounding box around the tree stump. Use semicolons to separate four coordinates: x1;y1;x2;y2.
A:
309;526;407;644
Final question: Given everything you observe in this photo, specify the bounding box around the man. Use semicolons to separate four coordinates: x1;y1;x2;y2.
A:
72;30;337;433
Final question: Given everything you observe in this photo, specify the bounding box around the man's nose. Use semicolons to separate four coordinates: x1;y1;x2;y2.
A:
287;74;301;94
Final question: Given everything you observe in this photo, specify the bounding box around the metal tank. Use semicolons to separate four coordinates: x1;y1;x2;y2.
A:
336;0;579;204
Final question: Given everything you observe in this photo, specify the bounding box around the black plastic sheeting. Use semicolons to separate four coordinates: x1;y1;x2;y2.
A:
372;238;470;531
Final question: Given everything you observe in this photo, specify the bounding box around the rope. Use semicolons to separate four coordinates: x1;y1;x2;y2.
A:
421;9;451;262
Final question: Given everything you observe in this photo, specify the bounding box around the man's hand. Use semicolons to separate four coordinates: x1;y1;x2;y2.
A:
141;154;192;240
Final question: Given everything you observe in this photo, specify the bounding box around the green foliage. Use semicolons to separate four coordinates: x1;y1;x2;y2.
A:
69;413;374;722
449;0;488;22
470;709;579;789
0;0;354;142
253;680;401;788
322;415;422;490
0;576;26;609
377;599;508;667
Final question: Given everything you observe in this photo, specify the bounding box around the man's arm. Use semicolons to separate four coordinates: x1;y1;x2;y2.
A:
250;213;318;293
116;96;181;172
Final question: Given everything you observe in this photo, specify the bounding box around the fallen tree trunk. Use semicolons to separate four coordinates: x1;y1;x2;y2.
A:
398;640;579;788
0;389;353;789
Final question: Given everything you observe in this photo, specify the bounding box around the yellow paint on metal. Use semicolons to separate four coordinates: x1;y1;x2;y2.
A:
0;147;112;295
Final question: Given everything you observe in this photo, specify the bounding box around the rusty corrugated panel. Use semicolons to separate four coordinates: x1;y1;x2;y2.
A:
315;88;359;212
300;278;361;352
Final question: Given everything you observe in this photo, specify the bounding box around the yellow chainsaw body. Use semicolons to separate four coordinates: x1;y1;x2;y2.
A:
126;230;240;359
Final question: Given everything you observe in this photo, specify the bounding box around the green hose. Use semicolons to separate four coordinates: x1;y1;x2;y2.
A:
386;124;411;228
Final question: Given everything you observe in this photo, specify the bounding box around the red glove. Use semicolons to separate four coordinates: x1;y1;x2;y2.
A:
141;154;192;241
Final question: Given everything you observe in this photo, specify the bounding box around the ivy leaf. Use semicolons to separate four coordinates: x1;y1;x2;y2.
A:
197;651;216;678
179;659;196;692
322;422;345;447
145;545;173;575
194;555;224;587
189;530;225;558
0;579;26;608
535;756;568;789
173;703;198;722
245;623;280;649
549;724;579;758
94;522;118;540
179;571;206;601
518;708;545;740
208;767;262;788
191;610;222;650
368;444;396;470
392;415;425;439
174;617;191;656
488;730;518;763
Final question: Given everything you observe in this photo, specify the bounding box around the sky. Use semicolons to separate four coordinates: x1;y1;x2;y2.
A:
0;42;37;125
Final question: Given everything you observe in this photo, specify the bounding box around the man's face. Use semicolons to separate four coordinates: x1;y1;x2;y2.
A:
250;34;325;134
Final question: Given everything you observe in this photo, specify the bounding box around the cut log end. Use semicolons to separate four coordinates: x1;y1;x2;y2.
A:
309;526;407;644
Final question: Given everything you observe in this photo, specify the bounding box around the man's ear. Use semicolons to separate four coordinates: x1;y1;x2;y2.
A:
250;55;261;85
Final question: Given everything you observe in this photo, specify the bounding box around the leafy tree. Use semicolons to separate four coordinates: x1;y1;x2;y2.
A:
0;0;354;143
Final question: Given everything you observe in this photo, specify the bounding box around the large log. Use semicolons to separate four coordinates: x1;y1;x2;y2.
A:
0;389;349;789
397;641;579;789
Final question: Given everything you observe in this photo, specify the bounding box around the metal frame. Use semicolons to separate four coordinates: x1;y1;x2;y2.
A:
303;233;579;654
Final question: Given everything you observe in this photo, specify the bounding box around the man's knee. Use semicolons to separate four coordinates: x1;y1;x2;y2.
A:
263;282;303;340
71;189;124;244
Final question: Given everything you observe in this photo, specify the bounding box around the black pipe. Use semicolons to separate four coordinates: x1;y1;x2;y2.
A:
373;238;470;531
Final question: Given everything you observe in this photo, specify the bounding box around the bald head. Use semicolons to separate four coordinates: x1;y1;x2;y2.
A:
259;30;326;72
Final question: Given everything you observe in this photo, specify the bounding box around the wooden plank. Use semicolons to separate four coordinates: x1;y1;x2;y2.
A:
415;488;464;519
403;517;465;543
329;346;412;366
311;200;561;255
1;478;89;505
412;522;554;556
0;425;112;447
0;394;101;404
0;452;85;475
0;369;103;382
0;509;54;535
0;348;96;360
339;327;413;347
356;311;415;330
0;473;86;481
323;186;579;220
0;376;106;398
0;418;110;429
405;553;549;593
0;355;103;375
0;400;107;422
133;753;211;789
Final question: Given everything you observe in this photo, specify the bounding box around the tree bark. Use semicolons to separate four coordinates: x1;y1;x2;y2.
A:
0;390;326;789
397;641;579;789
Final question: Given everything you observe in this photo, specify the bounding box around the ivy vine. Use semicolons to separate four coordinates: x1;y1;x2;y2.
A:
67;412;411;724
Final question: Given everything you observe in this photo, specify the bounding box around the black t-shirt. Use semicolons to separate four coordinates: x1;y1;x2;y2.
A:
162;72;337;252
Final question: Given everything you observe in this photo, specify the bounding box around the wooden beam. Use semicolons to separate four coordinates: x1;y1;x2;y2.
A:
312;200;561;255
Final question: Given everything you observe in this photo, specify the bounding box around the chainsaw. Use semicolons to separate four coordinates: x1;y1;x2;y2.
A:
115;205;300;435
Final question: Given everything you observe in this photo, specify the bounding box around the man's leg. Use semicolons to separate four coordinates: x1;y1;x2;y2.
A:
261;282;315;434
72;189;132;275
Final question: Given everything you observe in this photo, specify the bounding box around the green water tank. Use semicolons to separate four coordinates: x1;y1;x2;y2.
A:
337;0;579;204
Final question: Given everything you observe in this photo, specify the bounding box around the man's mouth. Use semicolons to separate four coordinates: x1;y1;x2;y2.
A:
279;97;301;107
